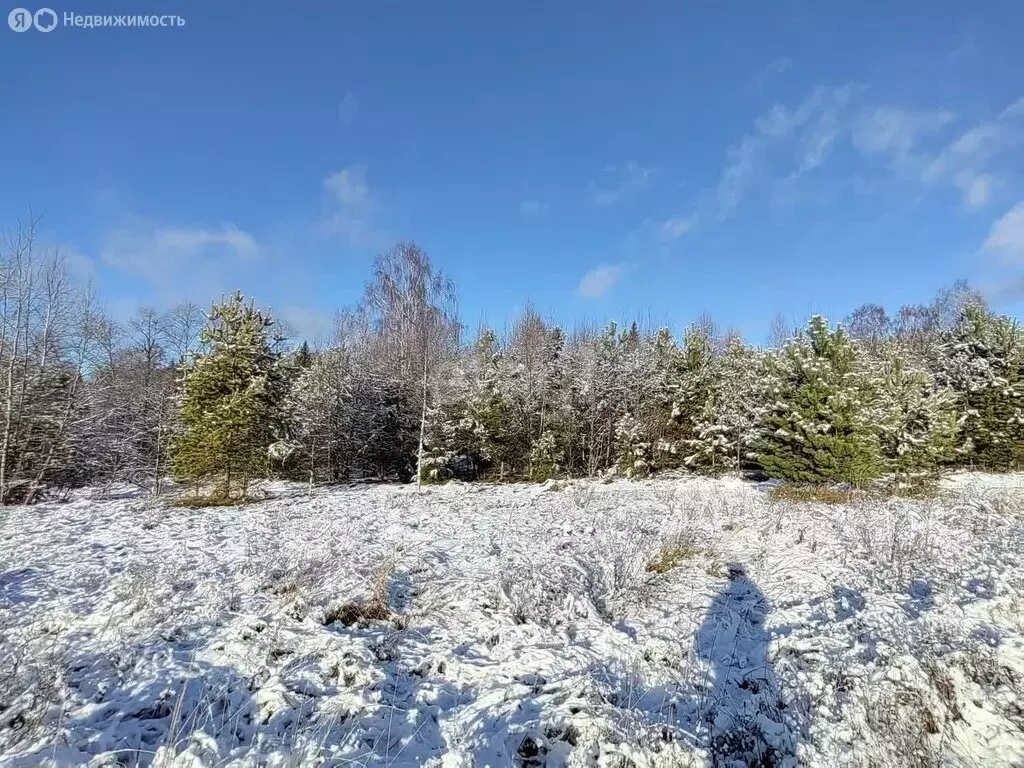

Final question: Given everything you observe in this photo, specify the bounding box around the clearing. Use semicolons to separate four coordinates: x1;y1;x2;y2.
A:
1;474;1023;766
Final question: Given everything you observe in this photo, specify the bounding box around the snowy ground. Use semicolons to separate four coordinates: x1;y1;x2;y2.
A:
1;474;1023;767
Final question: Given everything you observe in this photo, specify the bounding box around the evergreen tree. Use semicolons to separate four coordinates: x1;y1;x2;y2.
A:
294;341;313;369
614;412;652;478
661;322;716;468
871;348;957;482
172;292;288;500
685;337;767;473
758;316;883;485
935;306;1024;471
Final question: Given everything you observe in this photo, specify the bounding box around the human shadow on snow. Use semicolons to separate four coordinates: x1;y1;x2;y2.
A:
696;563;807;767
450;564;808;767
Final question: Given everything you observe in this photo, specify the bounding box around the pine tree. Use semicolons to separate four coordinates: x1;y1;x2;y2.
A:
172;292;288;500
685;337;767;473
872;348;957;482
758;316;883;485
294;341;313;369
935;306;1024;471
615;411;652;478
661;322;717;468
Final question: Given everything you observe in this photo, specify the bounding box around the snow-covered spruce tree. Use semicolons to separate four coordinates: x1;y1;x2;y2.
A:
527;325;570;479
871;347;957;483
417;326;519;482
757;316;883;485
935;306;1024;471
614;411;652;478
528;429;563;481
685;337;768;473
172;292;289;501
660;322;717;469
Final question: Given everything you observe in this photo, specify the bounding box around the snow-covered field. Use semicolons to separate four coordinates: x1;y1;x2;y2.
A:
1;474;1023;767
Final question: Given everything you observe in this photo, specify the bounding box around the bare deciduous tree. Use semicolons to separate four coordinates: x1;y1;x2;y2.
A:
358;243;460;486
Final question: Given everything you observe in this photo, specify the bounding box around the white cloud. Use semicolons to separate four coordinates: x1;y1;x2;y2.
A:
576;264;628;299
717;85;858;216
911;97;1023;208
986;274;1024;305
852;106;955;161
101;223;262;302
519;200;550;217
338;92;358;126
717;135;760;214
279;305;335;344
982;202;1024;263
711;89;1023;217
660;215;694;240
846;98;1024;209
102;224;259;279
324;166;370;206
59;244;98;284
959;172;993;209
322;165;388;247
591;162;655;205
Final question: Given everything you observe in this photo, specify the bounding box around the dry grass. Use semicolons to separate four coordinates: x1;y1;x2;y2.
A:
988;490;1024;516
646;539;702;574
886;481;945;501
324;559;395;627
769;485;859;504
173;493;246;509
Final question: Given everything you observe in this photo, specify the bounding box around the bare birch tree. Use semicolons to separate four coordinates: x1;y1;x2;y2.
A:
358;243;460;487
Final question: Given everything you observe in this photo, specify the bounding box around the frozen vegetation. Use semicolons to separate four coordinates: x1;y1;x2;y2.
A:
1;473;1023;767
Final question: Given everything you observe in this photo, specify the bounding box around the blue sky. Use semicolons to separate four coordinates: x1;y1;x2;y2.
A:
3;0;1023;343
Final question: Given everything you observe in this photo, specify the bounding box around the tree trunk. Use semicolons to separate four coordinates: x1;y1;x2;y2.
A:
0;291;24;504
416;351;428;490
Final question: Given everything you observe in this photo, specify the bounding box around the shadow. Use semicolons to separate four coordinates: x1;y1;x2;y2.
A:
453;660;701;766
696;563;805;767
0;568;42;606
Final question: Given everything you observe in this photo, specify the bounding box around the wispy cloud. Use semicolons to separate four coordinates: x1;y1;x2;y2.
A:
918;98;1024;208
339;92;358;126
59;244;98;284
750;57;793;91
576;263;629;299
519;200;551;217
851;106;955;164
659;215;695;241
716;85;858;216
591;162;656;206
850;98;1023;209
986;274;1024;305
322;165;389;247
101;223;262;301
279;305;335;344
709;88;1023;218
766;57;791;77
982;201;1024;263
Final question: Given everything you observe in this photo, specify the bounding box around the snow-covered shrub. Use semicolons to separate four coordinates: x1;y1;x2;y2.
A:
615;413;652;479
528;430;562;481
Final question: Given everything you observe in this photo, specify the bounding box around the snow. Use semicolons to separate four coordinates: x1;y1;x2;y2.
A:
1;474;1023;766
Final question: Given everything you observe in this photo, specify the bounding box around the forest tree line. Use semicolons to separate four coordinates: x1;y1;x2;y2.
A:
2;226;1022;503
